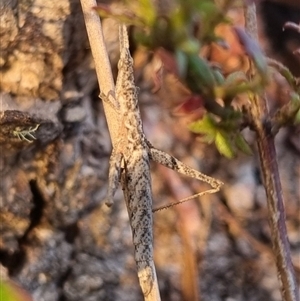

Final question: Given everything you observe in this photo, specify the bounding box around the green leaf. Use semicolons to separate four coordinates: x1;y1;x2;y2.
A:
0;282;19;301
272;91;300;127
212;69;225;85
134;0;156;27
179;39;200;54
215;131;235;158
224;71;248;87
189;115;217;143
290;91;300;124
188;115;216;135
294;108;300;124
197;132;216;144
235;133;253;155
93;6;144;28
234;27;267;76
187;54;216;93
176;50;188;78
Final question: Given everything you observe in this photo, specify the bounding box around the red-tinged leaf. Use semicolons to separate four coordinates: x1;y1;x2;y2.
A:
151;66;163;93
173;95;205;115
155;48;179;76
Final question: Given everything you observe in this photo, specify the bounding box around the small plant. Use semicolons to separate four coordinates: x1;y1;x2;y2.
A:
95;0;299;158
12;124;40;143
93;1;300;300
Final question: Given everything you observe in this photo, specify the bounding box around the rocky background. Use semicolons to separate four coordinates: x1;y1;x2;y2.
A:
0;0;299;300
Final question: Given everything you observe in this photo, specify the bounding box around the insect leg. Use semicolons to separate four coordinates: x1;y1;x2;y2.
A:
104;150;123;207
150;147;223;211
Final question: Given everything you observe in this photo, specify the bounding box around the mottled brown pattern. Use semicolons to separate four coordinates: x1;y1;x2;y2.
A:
102;25;223;299
102;25;157;298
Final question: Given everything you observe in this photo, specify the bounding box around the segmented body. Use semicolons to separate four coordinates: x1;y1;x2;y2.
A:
104;25;156;297
117;27;155;295
103;25;223;299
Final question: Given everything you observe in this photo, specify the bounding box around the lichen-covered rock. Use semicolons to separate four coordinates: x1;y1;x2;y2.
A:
0;0;70;99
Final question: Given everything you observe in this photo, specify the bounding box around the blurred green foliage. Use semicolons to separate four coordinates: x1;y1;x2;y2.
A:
95;0;300;158
0;282;19;301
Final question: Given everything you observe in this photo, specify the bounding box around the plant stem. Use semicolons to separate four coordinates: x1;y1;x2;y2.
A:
80;0;119;144
80;2;161;300
244;3;299;301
